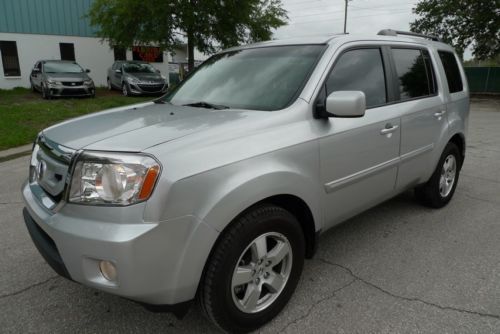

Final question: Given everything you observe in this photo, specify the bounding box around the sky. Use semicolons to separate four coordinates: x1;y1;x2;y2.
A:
273;0;472;59
274;0;419;39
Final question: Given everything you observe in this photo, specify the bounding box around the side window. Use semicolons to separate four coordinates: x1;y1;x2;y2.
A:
392;48;433;100
60;43;75;61
438;51;463;93
0;41;21;77
422;50;437;95
326;48;387;108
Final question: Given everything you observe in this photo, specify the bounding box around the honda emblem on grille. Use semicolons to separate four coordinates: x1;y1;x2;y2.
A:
36;160;47;181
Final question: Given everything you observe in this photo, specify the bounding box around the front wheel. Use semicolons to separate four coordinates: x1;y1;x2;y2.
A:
415;142;461;208
122;82;130;96
200;204;305;333
41;83;51;100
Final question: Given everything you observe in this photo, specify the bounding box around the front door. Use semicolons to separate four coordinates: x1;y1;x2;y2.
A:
317;46;402;228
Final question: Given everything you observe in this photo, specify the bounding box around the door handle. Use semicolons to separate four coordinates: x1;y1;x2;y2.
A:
434;110;446;118
380;124;399;135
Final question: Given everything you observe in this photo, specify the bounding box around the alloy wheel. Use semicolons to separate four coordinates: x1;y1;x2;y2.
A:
231;232;292;314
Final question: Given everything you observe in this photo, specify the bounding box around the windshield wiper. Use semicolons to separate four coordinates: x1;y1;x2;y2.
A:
182;101;229;110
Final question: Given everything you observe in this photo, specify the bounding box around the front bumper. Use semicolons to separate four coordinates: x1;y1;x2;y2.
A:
21;181;219;306
47;84;94;97
127;82;167;95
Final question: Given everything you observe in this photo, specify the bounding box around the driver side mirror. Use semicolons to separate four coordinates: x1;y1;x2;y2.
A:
314;91;366;119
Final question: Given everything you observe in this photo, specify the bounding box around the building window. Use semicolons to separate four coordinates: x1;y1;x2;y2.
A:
132;46;163;63
0;41;21;77
60;43;75;61
114;47;127;61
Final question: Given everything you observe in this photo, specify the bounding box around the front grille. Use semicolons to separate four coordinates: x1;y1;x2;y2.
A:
62;81;83;86
33;136;75;200
137;84;164;93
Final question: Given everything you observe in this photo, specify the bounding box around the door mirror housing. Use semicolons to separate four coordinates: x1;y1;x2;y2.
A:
315;91;366;119
32;67;40;73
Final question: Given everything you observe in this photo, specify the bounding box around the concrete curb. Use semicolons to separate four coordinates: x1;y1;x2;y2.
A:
0;144;32;163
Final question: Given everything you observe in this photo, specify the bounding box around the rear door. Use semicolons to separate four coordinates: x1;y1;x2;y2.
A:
389;47;448;189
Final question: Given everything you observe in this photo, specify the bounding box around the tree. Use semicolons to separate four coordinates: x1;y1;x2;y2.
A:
410;0;500;60
88;0;288;70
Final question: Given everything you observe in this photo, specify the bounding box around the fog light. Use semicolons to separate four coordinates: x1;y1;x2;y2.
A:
99;260;117;282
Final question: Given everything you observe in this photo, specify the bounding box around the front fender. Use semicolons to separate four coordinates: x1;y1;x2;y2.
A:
150;142;323;234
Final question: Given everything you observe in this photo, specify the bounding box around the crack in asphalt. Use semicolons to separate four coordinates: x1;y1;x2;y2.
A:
318;258;500;321
278;278;357;333
464;194;500;206
461;173;500;185
0;276;59;299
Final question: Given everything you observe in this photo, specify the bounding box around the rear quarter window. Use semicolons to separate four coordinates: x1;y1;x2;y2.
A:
438;51;463;93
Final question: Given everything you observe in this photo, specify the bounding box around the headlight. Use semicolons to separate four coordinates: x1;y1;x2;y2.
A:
47;79;61;85
69;152;161;206
83;79;93;86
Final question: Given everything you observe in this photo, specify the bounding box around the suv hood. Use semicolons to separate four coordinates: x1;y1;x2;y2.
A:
43;102;257;151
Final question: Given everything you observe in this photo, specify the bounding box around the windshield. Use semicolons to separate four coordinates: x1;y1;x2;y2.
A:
165;45;326;111
123;62;156;73
44;62;83;73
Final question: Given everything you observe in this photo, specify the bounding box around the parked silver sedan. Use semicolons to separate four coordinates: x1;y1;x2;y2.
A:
107;61;168;96
30;60;95;99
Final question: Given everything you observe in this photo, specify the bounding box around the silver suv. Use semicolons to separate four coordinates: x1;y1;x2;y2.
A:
22;30;469;332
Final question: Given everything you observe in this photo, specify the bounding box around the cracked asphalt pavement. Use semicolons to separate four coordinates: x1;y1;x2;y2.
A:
1;99;499;333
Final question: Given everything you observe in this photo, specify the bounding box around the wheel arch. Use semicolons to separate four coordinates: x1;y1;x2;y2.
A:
448;132;466;168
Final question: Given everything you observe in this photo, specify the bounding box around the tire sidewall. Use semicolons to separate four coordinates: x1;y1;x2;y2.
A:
206;206;305;332
430;143;461;206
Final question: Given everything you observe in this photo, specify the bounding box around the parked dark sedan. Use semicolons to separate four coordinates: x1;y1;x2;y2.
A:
107;61;168;96
30;60;95;99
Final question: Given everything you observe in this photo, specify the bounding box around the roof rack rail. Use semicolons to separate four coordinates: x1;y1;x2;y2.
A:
377;29;442;42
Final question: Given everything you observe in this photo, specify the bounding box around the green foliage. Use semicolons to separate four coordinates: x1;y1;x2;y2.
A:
88;0;288;67
410;0;500;60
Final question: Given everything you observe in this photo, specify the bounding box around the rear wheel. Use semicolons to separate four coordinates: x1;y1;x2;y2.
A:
415;142;461;208
200;204;305;333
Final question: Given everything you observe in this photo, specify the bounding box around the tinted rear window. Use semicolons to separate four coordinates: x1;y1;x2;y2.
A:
392;48;435;100
438;51;463;93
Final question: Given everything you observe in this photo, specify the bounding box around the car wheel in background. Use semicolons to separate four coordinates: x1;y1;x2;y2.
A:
122;83;130;96
41;83;51;100
199;204;305;333
415;142;461;208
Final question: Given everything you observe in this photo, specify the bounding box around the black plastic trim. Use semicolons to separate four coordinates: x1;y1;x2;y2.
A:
22;208;72;280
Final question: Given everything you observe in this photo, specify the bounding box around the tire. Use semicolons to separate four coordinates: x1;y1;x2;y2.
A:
41;83;51;100
199;204;305;333
122;82;130;96
415;142;461;208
